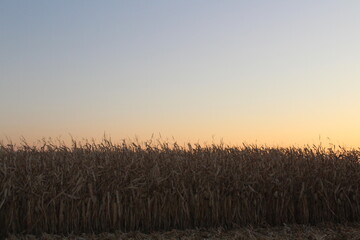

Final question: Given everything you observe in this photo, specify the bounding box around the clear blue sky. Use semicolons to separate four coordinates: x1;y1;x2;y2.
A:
1;1;359;147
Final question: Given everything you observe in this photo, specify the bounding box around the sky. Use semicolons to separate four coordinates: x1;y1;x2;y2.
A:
0;0;359;147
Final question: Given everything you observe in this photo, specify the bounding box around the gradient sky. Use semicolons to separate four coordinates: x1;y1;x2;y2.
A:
1;0;359;147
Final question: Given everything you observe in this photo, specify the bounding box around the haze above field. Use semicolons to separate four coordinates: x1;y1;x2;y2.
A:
0;1;359;147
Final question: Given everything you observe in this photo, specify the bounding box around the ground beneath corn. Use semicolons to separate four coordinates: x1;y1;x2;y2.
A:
6;223;360;240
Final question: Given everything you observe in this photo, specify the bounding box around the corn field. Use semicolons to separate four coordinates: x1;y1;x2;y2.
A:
0;139;359;237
